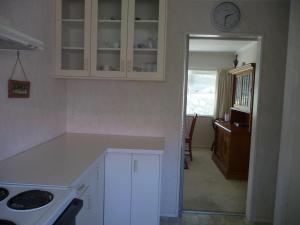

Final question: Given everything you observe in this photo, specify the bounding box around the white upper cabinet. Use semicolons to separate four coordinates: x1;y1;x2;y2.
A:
56;0;167;80
56;0;91;76
91;0;128;78
127;0;166;80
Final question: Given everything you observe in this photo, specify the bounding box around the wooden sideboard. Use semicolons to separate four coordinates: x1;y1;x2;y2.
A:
212;121;251;179
212;64;255;180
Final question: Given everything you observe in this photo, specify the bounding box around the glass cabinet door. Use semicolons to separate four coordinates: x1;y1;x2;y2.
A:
56;0;91;76
127;0;166;80
91;0;127;77
233;74;253;112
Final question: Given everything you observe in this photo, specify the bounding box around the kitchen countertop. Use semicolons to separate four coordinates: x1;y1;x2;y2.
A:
0;133;164;187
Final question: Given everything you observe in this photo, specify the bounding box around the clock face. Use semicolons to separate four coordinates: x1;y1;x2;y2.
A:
212;2;241;31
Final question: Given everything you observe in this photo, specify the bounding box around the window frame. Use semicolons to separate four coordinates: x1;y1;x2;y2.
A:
186;69;218;117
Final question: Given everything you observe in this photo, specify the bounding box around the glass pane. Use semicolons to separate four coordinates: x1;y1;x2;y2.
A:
133;0;159;73
235;77;242;106
186;70;217;116
97;0;122;72
235;75;251;108
61;0;85;70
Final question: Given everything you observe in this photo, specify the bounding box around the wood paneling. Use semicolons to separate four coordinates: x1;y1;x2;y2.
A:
212;122;251;179
212;64;255;180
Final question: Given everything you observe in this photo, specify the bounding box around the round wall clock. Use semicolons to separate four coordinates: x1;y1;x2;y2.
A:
212;2;241;32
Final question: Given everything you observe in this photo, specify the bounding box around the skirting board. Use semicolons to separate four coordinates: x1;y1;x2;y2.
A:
160;212;179;218
192;145;211;149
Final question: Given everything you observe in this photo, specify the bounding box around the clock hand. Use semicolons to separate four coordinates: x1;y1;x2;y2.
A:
224;12;236;25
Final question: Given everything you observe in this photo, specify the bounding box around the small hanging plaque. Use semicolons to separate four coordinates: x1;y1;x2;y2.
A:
8;79;30;98
8;51;31;98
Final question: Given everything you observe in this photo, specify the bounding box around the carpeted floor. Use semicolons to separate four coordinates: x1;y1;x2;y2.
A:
183;148;247;213
160;213;271;225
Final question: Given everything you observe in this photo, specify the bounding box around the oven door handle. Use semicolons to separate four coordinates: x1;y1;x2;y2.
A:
53;198;83;225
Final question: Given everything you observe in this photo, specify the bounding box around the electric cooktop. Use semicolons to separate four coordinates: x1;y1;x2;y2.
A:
0;188;9;201
0;184;75;225
7;190;53;210
0;219;16;225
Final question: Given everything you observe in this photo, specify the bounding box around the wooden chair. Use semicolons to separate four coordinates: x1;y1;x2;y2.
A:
185;114;198;161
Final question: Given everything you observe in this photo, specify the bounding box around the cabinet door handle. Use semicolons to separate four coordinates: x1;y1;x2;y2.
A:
133;159;138;172
77;184;89;196
77;184;86;192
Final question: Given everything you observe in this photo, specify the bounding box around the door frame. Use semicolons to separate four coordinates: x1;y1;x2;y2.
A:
178;33;264;220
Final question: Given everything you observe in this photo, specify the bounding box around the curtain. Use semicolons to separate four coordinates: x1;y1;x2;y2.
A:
214;69;233;119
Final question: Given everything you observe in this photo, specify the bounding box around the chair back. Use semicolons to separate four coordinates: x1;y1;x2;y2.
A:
188;114;198;140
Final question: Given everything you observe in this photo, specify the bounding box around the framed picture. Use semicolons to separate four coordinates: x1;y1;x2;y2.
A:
8;79;30;98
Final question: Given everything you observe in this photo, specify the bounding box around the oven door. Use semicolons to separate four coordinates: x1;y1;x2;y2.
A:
53;199;83;225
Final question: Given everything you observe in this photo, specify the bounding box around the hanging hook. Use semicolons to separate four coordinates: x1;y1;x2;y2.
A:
9;51;28;81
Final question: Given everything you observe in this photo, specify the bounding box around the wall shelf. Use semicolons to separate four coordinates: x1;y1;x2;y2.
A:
134;48;157;52
98;48;121;51
98;19;121;23
62;19;84;22
62;46;84;50
135;20;159;23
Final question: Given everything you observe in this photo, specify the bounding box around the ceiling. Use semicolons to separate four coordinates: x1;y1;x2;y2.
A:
189;39;257;53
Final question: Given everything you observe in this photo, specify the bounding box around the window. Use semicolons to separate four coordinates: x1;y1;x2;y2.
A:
186;70;217;116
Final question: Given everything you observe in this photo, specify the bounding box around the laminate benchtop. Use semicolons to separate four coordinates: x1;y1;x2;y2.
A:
0;133;164;187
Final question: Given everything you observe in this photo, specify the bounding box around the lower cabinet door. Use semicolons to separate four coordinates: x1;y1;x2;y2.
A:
104;152;132;225
97;157;105;225
131;154;160;225
76;169;98;225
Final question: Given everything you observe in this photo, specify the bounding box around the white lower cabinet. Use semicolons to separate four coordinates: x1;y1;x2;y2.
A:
131;154;160;225
75;157;105;225
105;153;132;225
104;152;161;225
97;157;105;225
72;151;161;225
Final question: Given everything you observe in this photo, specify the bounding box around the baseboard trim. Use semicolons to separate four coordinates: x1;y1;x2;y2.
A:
249;219;272;225
160;212;179;218
183;210;245;217
192;145;211;149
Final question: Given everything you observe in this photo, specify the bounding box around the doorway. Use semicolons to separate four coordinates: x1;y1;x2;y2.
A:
180;35;262;215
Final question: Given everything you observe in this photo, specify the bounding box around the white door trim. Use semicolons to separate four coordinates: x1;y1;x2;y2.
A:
178;33;264;222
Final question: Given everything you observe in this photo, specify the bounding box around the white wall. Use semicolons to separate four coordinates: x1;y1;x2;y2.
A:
0;0;66;160
185;116;214;148
236;42;258;67
189;52;234;70
66;1;289;221
274;0;300;224
187;52;234;148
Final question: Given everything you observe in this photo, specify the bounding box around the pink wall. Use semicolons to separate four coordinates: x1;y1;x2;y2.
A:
66;1;289;220
0;0;67;160
0;0;290;221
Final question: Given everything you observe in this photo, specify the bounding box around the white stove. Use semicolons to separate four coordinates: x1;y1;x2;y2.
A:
0;183;76;225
